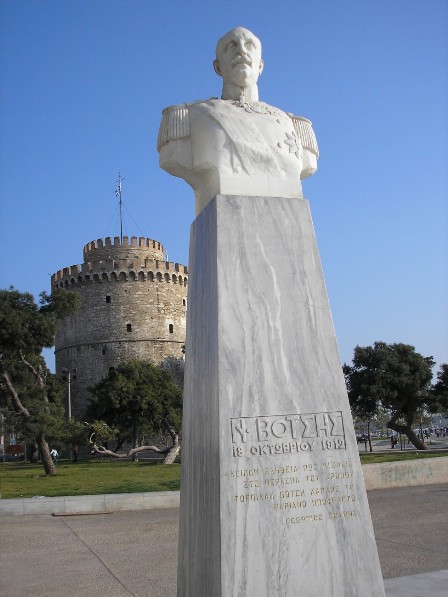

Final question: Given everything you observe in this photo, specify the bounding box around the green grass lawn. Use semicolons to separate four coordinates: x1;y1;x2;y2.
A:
359;452;447;464
0;461;181;499
1;452;446;499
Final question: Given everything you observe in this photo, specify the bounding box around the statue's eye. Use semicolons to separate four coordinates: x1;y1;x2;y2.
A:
227;41;236;48
246;42;255;50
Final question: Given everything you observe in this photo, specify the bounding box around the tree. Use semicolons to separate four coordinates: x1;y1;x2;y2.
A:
160;355;185;390
344;342;435;450
64;418;90;462
0;288;79;475
86;359;182;464
430;363;448;413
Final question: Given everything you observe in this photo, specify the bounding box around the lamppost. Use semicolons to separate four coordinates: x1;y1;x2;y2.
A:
62;368;78;462
62;368;77;419
1;411;5;463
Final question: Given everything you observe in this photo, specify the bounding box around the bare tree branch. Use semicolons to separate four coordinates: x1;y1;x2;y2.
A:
0;368;31;417
162;417;178;443
89;442;172;458
86;423;180;461
161;417;180;464
19;351;46;393
18;352;52;415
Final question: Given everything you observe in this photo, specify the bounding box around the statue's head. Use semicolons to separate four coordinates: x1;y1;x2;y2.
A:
213;27;264;89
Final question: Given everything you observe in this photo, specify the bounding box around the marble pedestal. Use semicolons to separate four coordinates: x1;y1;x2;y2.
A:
178;195;385;597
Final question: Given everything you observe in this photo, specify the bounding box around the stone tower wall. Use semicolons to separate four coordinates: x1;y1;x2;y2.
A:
52;236;188;418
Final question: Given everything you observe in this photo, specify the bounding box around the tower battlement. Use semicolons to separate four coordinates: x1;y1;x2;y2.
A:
83;236;165;262
52;256;188;287
51;236;188;288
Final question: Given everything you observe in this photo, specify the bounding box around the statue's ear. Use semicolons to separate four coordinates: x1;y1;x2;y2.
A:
259;59;264;76
213;59;222;76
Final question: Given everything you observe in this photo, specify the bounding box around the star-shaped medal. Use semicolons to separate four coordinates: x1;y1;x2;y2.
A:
283;132;303;160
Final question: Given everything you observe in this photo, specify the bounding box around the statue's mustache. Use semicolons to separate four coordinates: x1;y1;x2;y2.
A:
231;57;252;67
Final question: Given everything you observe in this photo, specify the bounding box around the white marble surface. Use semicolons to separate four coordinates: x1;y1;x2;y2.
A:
158;28;318;215
178;195;385;596
0;492;181;516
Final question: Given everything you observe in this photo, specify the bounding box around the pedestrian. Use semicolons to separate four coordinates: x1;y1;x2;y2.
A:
50;448;59;462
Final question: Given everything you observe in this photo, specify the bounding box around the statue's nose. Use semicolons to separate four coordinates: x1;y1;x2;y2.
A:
236;40;247;54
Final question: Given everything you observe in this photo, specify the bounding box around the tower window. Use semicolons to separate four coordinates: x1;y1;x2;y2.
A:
182;299;186;306
106;295;111;303
169;324;174;334
127;323;132;332
102;345;107;355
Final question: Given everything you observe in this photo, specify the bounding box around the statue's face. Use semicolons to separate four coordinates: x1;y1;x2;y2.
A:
214;27;264;88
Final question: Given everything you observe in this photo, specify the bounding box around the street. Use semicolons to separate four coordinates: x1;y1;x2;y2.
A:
1;484;447;596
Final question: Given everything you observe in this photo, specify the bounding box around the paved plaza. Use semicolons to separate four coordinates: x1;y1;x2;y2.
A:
1;484;447;597
357;435;448;453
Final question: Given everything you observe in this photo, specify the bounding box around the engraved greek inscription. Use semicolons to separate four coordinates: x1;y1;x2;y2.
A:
264;476;301;487
321;438;346;450
302;463;318;472
275;501;307;510
256;418;269;441
249;440;315;456
316;413;331;437
235;493;275;503
231;418;251;443
301;415;317;438
301;412;344;438
230;411;346;458
243;479;259;489
310;486;340;495
322;460;353;470
266;465;298;475
285;415;301;439
271;418;289;438
311;495;357;507
224;468;259;478
225;457;361;527
286;514;323;524
280;489;305;499
256;412;345;442
328;510;359;519
305;474;319;482
325;471;353;480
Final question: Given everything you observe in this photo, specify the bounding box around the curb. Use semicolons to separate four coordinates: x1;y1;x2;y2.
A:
0;490;180;516
362;456;448;490
1;457;447;516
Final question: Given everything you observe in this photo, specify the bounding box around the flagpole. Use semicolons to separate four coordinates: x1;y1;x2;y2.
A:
115;173;125;243
119;174;123;244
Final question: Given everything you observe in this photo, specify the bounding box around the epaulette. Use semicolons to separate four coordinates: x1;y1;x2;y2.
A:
157;99;217;151
157;104;190;151
290;115;319;158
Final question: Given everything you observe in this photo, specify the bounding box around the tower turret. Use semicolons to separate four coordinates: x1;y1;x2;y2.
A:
52;236;188;417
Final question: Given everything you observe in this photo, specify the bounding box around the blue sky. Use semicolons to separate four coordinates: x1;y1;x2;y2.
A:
1;0;447;374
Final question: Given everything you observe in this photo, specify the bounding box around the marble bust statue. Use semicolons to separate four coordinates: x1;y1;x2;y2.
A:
158;27;319;216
